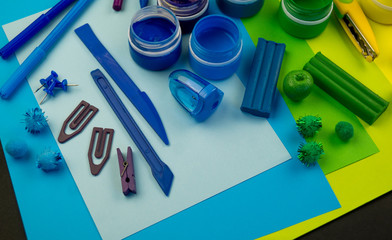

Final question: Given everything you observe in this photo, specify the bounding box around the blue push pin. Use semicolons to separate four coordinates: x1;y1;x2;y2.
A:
35;71;77;104
35;70;58;93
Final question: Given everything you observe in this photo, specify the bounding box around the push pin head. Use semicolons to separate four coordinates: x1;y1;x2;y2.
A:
36;71;59;93
55;79;68;91
35;71;78;104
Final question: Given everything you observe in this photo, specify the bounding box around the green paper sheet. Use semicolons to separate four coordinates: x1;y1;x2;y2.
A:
241;0;379;174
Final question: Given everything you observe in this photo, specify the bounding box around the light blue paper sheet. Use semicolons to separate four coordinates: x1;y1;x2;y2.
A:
0;0;340;239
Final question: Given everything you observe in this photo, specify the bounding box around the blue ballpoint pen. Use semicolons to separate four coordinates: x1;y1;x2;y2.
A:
0;0;76;59
0;0;93;99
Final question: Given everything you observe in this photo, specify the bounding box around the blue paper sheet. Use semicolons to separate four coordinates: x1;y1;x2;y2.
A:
0;0;340;239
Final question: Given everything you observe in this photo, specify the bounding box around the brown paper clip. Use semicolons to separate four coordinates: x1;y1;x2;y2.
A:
88;127;114;176
58;100;99;143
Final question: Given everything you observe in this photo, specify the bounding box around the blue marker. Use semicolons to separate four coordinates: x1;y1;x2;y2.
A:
0;0;93;99
0;0;76;59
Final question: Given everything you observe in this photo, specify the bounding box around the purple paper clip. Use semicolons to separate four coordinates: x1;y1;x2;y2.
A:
117;147;136;195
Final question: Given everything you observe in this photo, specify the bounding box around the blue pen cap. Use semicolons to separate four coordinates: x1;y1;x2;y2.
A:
189;15;242;80
169;69;224;122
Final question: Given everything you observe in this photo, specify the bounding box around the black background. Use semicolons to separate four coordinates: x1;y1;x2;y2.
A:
1;141;391;240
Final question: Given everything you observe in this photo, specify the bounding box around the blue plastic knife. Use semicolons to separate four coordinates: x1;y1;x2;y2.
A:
75;23;169;145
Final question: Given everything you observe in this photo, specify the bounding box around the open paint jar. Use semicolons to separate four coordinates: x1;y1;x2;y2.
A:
157;0;209;33
128;6;182;71
216;0;264;18
359;0;392;24
278;0;333;39
189;15;243;80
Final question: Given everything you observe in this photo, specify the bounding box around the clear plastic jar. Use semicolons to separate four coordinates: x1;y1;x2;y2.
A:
278;0;333;39
217;0;264;18
189;15;242;80
157;0;209;33
359;0;392;24
128;6;182;70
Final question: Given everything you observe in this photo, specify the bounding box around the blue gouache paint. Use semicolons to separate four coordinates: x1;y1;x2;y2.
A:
128;6;182;71
132;17;176;42
196;27;237;51
189;15;242;80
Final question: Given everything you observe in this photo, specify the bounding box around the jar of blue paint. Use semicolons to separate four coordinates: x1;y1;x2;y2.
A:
128;6;182;71
189;15;242;80
217;0;264;18
158;0;209;33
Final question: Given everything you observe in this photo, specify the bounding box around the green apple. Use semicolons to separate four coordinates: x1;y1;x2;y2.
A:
283;70;314;101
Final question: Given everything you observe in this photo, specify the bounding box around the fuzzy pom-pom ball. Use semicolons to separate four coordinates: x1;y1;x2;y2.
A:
298;141;324;167
296;115;322;138
23;107;48;134
36;149;63;172
335;121;354;141
5;139;28;159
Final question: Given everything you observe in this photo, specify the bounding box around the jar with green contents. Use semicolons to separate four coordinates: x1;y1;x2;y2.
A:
278;0;333;39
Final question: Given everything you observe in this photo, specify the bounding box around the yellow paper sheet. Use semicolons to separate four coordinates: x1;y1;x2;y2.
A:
259;15;392;240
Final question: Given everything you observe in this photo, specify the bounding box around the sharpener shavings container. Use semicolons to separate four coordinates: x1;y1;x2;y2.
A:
189;15;243;80
169;69;224;121
278;0;333;39
128;6;182;71
216;0;264;18
157;0;209;33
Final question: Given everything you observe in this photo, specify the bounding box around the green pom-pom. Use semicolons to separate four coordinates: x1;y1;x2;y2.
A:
335;121;354;141
296;115;322;138
298;141;324;167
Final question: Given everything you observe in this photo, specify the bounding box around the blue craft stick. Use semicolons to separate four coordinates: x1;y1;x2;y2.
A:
91;69;173;196
0;0;93;99
75;23;169;145
241;38;285;118
0;0;76;59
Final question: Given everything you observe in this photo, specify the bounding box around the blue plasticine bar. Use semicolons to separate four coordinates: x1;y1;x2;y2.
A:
241;38;285;118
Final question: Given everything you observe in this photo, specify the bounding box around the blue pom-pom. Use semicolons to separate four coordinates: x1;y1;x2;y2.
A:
23;107;48;134
5;139;29;159
36;149;63;172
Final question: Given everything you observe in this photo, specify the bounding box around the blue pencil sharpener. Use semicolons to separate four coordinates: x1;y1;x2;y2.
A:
169;69;224;122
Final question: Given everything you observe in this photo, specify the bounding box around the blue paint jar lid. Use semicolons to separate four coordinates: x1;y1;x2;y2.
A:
128;6;181;57
189;15;242;66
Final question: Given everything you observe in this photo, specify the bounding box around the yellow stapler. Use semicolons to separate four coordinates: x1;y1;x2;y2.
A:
333;0;379;62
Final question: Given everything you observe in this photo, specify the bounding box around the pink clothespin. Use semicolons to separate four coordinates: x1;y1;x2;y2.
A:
117;147;136;195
